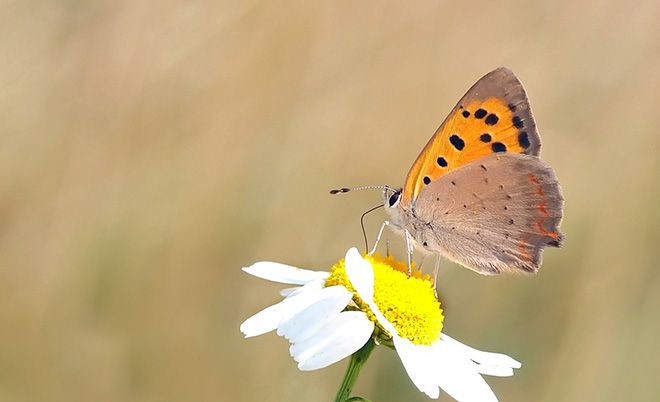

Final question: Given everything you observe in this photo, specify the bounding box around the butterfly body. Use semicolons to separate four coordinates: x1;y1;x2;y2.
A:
383;68;564;275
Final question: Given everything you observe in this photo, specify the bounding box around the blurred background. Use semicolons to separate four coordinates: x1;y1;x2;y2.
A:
1;1;659;401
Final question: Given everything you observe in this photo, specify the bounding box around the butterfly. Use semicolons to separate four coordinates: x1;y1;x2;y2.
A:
381;67;564;275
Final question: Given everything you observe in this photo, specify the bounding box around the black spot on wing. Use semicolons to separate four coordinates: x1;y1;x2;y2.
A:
423;176;431;185
462;110;470;118
485;114;499;125
474;108;487;119
518;132;530;149
436;157;448;167
479;133;491;143
449;134;465;150
512;116;524;129
492;142;507;153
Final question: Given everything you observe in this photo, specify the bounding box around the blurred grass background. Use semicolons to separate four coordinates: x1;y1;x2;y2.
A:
0;1;659;401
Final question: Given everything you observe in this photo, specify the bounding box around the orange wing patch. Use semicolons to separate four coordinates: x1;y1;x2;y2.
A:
402;97;529;204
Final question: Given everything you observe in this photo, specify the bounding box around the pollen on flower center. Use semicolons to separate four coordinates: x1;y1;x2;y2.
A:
325;253;444;346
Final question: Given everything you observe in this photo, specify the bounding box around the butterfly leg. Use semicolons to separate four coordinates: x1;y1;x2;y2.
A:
404;229;414;277
386;234;391;257
369;220;390;255
433;255;441;298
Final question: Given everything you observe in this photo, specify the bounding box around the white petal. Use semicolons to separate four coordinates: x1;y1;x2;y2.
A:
240;301;287;338
243;261;329;284
290;311;374;371
441;334;522;375
429;339;499;402
279;287;299;297
344;249;400;337
240;280;325;337
280;283;319;299
393;336;441;399
344;248;375;302
473;364;514;377
277;286;353;343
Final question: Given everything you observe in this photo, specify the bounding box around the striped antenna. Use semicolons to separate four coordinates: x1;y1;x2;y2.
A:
329;185;393;195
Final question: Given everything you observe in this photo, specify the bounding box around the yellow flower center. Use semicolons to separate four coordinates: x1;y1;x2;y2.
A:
325;253;444;346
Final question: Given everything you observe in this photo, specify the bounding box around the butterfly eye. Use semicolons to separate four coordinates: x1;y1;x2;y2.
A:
388;191;401;207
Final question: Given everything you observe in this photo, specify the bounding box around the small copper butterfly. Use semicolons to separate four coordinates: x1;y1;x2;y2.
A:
361;68;564;275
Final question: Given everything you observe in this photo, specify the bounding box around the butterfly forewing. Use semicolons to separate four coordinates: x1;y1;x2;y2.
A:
412;153;563;275
402;68;540;205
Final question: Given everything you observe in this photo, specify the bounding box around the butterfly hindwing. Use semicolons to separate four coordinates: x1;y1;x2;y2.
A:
412;153;563;275
402;67;540;205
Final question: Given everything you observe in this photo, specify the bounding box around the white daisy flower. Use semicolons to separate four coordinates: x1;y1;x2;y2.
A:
240;248;522;402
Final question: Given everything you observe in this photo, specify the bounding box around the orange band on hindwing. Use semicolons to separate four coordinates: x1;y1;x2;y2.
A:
528;174;560;240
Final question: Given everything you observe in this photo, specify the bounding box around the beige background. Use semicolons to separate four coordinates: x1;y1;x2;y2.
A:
1;1;659;401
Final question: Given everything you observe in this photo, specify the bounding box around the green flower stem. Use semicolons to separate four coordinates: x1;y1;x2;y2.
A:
333;338;376;402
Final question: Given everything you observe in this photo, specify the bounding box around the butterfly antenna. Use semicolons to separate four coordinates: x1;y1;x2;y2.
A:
328;185;390;251
360;204;384;253
329;185;395;195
